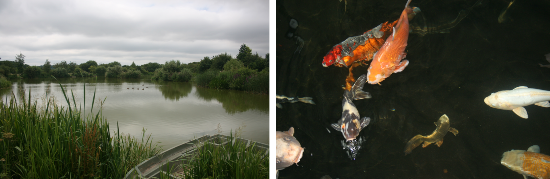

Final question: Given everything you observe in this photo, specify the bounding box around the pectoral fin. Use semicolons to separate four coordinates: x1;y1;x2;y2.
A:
393;60;409;73
448;127;459;136
535;101;550;107
436;140;444;147
512;107;528;119
528;145;540;153
360;117;371;129
422;141;431;148
331;123;342;132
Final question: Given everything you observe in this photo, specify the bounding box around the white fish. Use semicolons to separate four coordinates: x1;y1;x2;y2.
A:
484;86;550;119
276;127;304;171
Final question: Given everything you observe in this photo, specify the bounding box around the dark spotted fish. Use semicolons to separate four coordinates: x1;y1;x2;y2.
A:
331;74;372;160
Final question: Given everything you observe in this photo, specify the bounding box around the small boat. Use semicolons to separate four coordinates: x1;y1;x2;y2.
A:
123;134;268;179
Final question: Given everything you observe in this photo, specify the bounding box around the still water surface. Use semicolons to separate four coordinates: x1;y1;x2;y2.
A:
0;78;268;151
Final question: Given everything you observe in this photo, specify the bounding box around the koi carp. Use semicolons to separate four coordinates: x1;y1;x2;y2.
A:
322;21;397;68
501;145;550;179
367;0;416;85
404;114;458;155
276;127;304;174
276;95;316;109
331;74;372;160
484;86;550;119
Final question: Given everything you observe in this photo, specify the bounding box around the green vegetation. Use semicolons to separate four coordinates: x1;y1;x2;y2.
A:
0;83;161;178
0;43;268;93
0;76;11;89
157;127;268;179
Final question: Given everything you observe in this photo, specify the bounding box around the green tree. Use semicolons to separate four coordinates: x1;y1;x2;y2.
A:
108;61;121;67
249;53;268;71
95;66;107;77
223;59;244;72
54;60;68;70
89;66;97;75
211;53;232;71
43;59;51;74
265;53;269;68
68;61;77;73
106;65;122;78
52;68;69;78
164;60;181;73
187;62;200;73
15;53;25;73
142;62;161;72
130;61;137;69
237;44;252;67
79;60;98;72
23;66;41;78
199;56;212;73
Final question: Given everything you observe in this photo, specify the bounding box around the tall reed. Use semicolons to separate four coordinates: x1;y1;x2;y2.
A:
0;81;161;178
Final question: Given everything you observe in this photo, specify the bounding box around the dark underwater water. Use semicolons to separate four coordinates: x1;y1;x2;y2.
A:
276;0;550;178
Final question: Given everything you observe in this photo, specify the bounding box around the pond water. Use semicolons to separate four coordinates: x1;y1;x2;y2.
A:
0;78;269;151
277;0;550;178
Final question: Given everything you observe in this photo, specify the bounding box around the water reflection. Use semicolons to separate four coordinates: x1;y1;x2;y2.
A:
194;86;269;114
157;82;193;101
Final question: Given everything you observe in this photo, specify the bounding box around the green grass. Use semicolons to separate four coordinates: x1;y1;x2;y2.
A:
0;80;161;178
170;130;269;179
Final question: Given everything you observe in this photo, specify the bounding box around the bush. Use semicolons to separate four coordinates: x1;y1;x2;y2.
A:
0;76;11;88
106;65;122;78
174;68;193;82
195;70;218;87
121;69;142;79
52;67;70;78
229;68;255;90
95;66;107;77
245;69;269;93
23;66;42;78
223;59;244;72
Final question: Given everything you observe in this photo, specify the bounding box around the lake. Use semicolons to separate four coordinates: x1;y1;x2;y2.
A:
0;78;269;151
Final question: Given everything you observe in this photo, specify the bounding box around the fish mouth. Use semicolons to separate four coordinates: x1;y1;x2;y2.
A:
293;147;304;164
341;137;364;160
322;63;328;67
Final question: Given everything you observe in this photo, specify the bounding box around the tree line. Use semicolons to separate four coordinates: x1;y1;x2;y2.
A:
0;44;269;93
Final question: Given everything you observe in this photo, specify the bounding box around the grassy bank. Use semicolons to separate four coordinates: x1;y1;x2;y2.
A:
0;84;161;178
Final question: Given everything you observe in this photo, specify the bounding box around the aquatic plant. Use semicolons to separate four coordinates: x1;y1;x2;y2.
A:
0;81;160;178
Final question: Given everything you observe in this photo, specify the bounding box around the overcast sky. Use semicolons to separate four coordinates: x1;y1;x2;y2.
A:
0;0;269;66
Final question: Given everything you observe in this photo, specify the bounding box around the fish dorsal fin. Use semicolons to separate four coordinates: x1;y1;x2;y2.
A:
514;86;528;90
512;107;528;119
528;145;540;153
286;127;295;136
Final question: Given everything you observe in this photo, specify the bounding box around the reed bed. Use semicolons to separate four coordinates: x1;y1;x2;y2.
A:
0;82;161;178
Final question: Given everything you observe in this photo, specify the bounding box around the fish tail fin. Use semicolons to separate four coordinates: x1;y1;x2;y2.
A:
404;134;425;155
298;97;315;105
405;0;412;9
351;74;371;100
